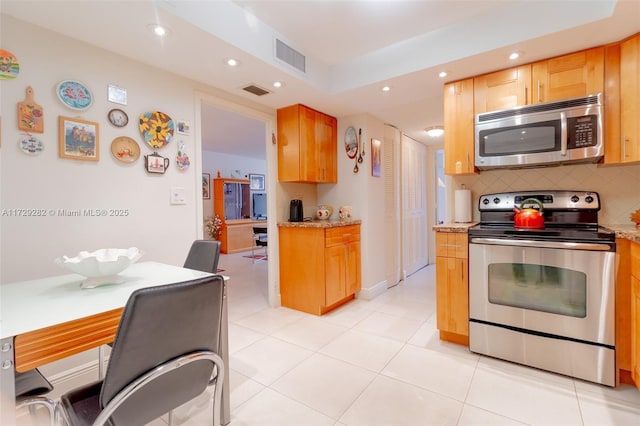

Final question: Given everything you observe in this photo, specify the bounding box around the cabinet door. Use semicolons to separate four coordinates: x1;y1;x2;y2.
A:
436;256;469;336
315;112;337;183
299;105;318;181
531;47;604;103
632;275;640;389
325;244;346;306
620;34;640;163
443;79;476;175
346;240;361;295
474;65;531;114
277;104;301;182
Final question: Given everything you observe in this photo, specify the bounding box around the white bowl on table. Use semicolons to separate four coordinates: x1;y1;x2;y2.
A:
55;247;143;289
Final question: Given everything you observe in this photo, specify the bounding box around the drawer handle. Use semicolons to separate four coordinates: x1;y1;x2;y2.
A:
441;244;460;248
343;233;352;237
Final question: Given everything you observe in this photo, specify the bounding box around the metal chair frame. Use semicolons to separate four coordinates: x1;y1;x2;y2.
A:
251;227;268;263
57;350;224;426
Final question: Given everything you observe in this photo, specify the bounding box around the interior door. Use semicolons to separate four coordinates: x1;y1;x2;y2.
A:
401;134;429;277
384;125;402;288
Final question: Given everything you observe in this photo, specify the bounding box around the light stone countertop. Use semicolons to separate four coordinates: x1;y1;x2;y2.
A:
601;224;640;244
278;219;362;228
432;222;478;233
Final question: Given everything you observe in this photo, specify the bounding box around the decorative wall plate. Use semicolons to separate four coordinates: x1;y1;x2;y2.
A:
56;80;93;110
0;49;20;79
110;136;140;163
139;111;174;149
108;108;128;127
176;141;190;171
19;136;44;155
144;152;169;174
344;126;358;159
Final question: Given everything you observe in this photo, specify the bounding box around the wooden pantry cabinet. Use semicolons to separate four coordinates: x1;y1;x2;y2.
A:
435;231;469;345
279;224;361;315
443;79;476;175
277;104;337;183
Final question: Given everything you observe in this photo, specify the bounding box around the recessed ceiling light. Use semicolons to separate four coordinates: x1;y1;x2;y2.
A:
425;126;445;137
381;85;391;92
147;24;169;37
273;81;284;88
438;71;448;78
226;58;239;67
509;52;521;60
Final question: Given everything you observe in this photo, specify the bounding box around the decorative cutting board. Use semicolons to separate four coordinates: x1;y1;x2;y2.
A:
18;86;44;133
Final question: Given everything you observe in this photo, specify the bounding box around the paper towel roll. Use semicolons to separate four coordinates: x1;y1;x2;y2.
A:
455;189;472;223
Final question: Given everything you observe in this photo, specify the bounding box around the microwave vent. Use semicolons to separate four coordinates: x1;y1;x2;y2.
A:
477;94;601;123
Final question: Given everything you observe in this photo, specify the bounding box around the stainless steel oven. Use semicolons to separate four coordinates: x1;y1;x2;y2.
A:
468;191;616;386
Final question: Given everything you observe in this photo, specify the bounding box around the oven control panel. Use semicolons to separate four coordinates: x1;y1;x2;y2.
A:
478;190;600;211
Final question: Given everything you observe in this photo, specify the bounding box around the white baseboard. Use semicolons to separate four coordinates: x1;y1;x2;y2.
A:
356;279;388;301
47;359;103;400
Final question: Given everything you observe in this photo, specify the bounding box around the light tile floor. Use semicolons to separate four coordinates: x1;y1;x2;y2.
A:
200;252;640;426
21;252;640;425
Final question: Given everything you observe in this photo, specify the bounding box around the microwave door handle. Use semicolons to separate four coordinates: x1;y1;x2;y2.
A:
560;111;567;156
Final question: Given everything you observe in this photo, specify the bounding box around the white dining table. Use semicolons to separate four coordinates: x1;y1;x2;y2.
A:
0;261;230;426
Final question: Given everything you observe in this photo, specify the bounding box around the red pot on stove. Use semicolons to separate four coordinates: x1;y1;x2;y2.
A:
513;198;545;228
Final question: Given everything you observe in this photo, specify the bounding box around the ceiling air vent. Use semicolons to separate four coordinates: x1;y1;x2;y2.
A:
242;84;271;97
275;38;306;73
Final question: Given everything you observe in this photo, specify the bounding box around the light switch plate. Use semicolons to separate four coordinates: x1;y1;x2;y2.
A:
170;187;186;205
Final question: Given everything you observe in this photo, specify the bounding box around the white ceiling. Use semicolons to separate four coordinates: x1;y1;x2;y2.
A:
3;0;639;160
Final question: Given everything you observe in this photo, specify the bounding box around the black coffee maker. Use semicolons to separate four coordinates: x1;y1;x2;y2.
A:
289;199;303;222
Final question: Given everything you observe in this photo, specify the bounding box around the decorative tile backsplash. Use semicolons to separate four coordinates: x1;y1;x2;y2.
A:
452;163;640;225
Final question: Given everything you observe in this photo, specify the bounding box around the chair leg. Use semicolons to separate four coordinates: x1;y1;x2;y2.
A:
168;409;174;426
17;397;57;426
98;345;106;379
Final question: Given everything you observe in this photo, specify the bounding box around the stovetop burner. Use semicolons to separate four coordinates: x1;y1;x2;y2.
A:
470;190;615;244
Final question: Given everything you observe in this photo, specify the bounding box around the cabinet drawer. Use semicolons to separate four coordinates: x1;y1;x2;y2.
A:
435;232;468;259
632;242;640;278
325;225;360;247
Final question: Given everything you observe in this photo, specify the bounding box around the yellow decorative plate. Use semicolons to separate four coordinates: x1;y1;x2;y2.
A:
110;136;140;163
138;110;174;149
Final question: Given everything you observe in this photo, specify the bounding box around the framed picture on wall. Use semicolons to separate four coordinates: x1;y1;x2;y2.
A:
371;138;381;177
249;174;265;191
58;116;99;161
202;173;211;199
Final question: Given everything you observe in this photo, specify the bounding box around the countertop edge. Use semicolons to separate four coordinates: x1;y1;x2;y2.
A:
433;222;478;233
600;224;640;244
278;219;362;228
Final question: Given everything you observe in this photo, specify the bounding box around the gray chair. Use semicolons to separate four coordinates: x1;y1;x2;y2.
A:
251;227;267;263
184;240;222;273
15;368;57;425
58;275;226;426
97;240;222;379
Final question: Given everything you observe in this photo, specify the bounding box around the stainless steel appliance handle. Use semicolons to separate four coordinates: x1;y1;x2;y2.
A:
470;237;612;251
560;111;567;156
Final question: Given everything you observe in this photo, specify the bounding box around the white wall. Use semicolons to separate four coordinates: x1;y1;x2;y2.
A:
0;15;271;283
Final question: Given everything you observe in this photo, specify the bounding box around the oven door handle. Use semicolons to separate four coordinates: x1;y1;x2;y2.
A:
469;237;612;251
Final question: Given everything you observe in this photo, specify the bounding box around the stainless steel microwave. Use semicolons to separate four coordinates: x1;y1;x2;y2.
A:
475;93;603;170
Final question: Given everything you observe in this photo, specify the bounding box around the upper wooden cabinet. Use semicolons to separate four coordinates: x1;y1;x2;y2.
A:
620;35;640;163
531;46;604;103
444;79;476;175
604;33;640;165
277;104;337;183
474;65;532;114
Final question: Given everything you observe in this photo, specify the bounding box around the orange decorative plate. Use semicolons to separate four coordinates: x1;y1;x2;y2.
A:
138;110;174;149
110;136;140;163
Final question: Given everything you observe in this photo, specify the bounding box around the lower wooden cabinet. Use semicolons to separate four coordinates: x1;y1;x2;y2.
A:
219;220;264;254
631;241;640;390
435;231;469;345
279;224;361;315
